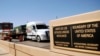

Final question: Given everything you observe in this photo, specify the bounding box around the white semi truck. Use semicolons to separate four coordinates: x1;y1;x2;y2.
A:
26;21;49;42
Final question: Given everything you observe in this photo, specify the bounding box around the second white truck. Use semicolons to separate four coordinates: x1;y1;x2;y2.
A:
26;21;49;42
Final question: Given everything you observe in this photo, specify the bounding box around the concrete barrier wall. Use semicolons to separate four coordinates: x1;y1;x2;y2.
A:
9;42;16;56
0;40;15;56
0;40;10;52
1;40;99;56
15;42;69;56
0;40;68;56
15;44;51;56
49;10;100;56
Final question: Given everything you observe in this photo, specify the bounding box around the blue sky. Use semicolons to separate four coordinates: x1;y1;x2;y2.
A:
0;0;100;27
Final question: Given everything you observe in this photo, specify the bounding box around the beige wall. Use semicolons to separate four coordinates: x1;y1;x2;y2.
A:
50;10;100;26
0;40;10;52
49;10;100;56
0;40;68;56
15;44;50;56
0;40;15;56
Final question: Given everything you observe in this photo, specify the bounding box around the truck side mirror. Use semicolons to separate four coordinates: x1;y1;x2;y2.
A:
33;26;36;32
33;26;35;29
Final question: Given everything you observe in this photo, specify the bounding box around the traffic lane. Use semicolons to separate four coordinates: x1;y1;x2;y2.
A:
12;39;50;49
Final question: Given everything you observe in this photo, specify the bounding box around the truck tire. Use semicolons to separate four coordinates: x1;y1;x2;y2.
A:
9;38;12;42
36;36;41;42
23;35;27;41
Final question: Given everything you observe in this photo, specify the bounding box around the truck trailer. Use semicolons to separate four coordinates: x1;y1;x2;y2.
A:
12;25;27;41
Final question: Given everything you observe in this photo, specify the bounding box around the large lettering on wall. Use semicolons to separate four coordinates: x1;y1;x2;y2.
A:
53;25;71;47
53;21;100;51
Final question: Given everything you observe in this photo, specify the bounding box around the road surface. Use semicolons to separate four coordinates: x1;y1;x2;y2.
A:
11;39;50;49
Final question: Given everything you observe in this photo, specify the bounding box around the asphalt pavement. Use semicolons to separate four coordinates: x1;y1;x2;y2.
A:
12;39;50;49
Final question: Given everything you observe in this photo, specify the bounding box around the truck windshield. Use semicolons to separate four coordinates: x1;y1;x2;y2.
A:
36;24;48;29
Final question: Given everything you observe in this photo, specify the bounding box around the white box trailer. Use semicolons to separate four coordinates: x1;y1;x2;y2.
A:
26;21;49;42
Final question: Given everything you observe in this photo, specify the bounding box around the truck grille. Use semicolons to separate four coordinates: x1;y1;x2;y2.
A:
45;31;50;40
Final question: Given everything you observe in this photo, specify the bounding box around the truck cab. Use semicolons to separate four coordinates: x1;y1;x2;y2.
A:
26;21;49;42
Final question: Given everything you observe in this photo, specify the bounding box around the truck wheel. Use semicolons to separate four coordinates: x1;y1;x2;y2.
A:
24;36;27;41
36;36;41;42
9;38;12;42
